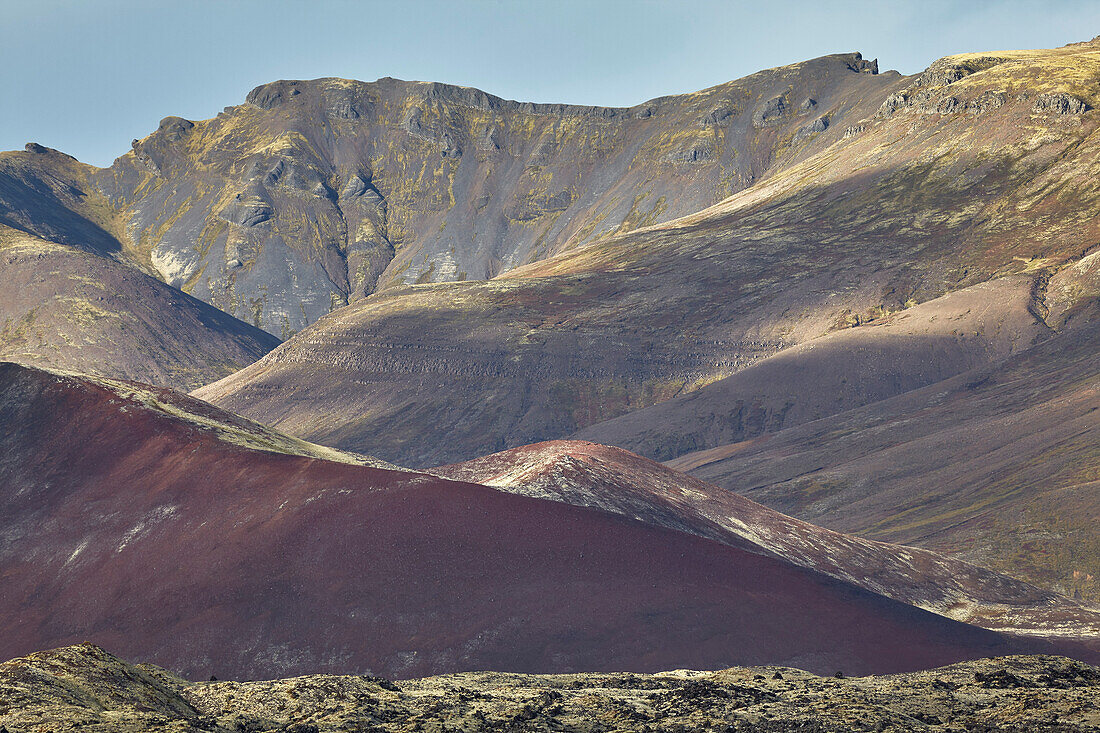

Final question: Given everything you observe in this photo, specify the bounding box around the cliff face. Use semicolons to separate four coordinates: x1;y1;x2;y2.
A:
91;53;893;336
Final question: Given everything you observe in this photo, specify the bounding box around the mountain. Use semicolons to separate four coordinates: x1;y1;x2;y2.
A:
0;225;280;390
666;313;1100;605
85;52;890;337
0;147;280;391
197;40;1100;467
4;644;1099;733
0;361;1078;680
433;440;1100;637
0;144;131;261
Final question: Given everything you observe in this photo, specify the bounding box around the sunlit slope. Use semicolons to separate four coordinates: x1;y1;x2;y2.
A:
434;440;1100;637
0;225;279;391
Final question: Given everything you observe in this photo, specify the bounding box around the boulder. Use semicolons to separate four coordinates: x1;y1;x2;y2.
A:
966;90;1007;115
752;95;788;128
245;81;302;110
877;92;909;117
220;197;273;227
936;96;960;114
794;115;829;141
341;174;370;198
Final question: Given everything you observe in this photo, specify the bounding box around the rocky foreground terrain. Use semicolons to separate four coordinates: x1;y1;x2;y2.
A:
2;644;1100;732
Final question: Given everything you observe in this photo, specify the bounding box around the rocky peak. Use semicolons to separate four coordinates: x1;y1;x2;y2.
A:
846;51;879;74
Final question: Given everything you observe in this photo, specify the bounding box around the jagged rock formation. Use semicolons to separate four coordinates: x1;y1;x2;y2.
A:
433;440;1100;638
4;53;898;337
198;40;1100;469
3;645;1099;732
0;362;1079;680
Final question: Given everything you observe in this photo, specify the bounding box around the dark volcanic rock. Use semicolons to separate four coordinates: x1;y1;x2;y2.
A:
752;94;789;127
966;89;1008;114
877;90;909;116
794;114;829;140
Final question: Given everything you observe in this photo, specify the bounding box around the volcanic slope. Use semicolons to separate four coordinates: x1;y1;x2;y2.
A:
0;144;132;262
668;312;1100;606
434;440;1100;638
0;361;1078;680
198;39;1100;466
0;225;279;391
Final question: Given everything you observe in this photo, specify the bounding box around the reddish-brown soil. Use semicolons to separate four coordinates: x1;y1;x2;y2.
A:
0;362;1078;680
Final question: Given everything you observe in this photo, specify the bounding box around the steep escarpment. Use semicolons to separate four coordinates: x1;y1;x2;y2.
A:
199;41;1100;466
0;362;1065;679
69;53;893;336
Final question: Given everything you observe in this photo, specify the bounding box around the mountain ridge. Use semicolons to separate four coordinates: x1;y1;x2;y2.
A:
6;51;901;336
433;439;1100;637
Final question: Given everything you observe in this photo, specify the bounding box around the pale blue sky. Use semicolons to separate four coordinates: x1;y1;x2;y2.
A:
2;0;1098;167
